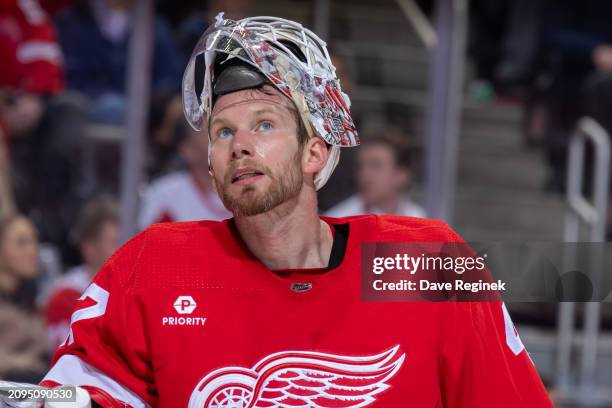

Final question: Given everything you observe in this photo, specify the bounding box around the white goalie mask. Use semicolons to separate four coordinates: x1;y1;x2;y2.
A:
182;13;359;190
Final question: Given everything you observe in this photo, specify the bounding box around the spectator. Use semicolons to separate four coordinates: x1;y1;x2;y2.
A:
0;0;92;262
54;0;183;124
0;0;64;171
325;128;425;218
139;123;230;229
0;0;65;206
0;214;48;382
44;196;120;352
538;0;612;192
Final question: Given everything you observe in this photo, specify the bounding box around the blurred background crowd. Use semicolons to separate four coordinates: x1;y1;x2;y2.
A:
1;0;612;406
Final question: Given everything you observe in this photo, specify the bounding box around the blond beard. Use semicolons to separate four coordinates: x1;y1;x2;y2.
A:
215;150;303;216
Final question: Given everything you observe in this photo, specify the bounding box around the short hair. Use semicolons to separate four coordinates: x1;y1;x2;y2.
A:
359;127;415;169
71;196;119;245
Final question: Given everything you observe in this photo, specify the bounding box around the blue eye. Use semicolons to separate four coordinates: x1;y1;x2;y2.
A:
258;121;273;131
218;128;233;139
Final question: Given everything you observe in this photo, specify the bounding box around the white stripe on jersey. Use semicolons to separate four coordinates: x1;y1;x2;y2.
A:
17;41;62;63
43;355;149;408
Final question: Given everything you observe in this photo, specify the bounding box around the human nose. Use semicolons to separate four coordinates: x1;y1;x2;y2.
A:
230;128;254;160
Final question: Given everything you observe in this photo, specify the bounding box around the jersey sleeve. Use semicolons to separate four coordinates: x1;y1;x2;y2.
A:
41;234;156;408
439;301;553;407
435;221;553;406
15;0;64;93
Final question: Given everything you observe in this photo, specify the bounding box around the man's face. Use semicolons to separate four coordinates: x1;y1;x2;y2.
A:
357;144;408;206
208;87;304;216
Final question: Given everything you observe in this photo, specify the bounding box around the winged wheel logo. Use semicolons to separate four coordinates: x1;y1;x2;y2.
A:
188;345;405;408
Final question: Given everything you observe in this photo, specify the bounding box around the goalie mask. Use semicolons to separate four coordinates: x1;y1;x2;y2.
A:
182;13;359;190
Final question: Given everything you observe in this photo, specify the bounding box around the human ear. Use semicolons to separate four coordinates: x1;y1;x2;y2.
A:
302;138;329;176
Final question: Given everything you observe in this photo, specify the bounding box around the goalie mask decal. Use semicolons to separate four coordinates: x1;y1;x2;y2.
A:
188;345;405;408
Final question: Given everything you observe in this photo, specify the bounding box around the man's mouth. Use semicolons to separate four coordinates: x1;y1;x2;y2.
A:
231;169;265;184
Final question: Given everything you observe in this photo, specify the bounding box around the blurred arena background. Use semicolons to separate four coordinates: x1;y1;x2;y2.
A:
1;0;612;406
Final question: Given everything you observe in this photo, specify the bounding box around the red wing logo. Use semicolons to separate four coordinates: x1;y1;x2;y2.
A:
188;345;405;408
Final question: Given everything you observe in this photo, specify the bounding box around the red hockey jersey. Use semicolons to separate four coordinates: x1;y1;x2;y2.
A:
41;215;553;407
